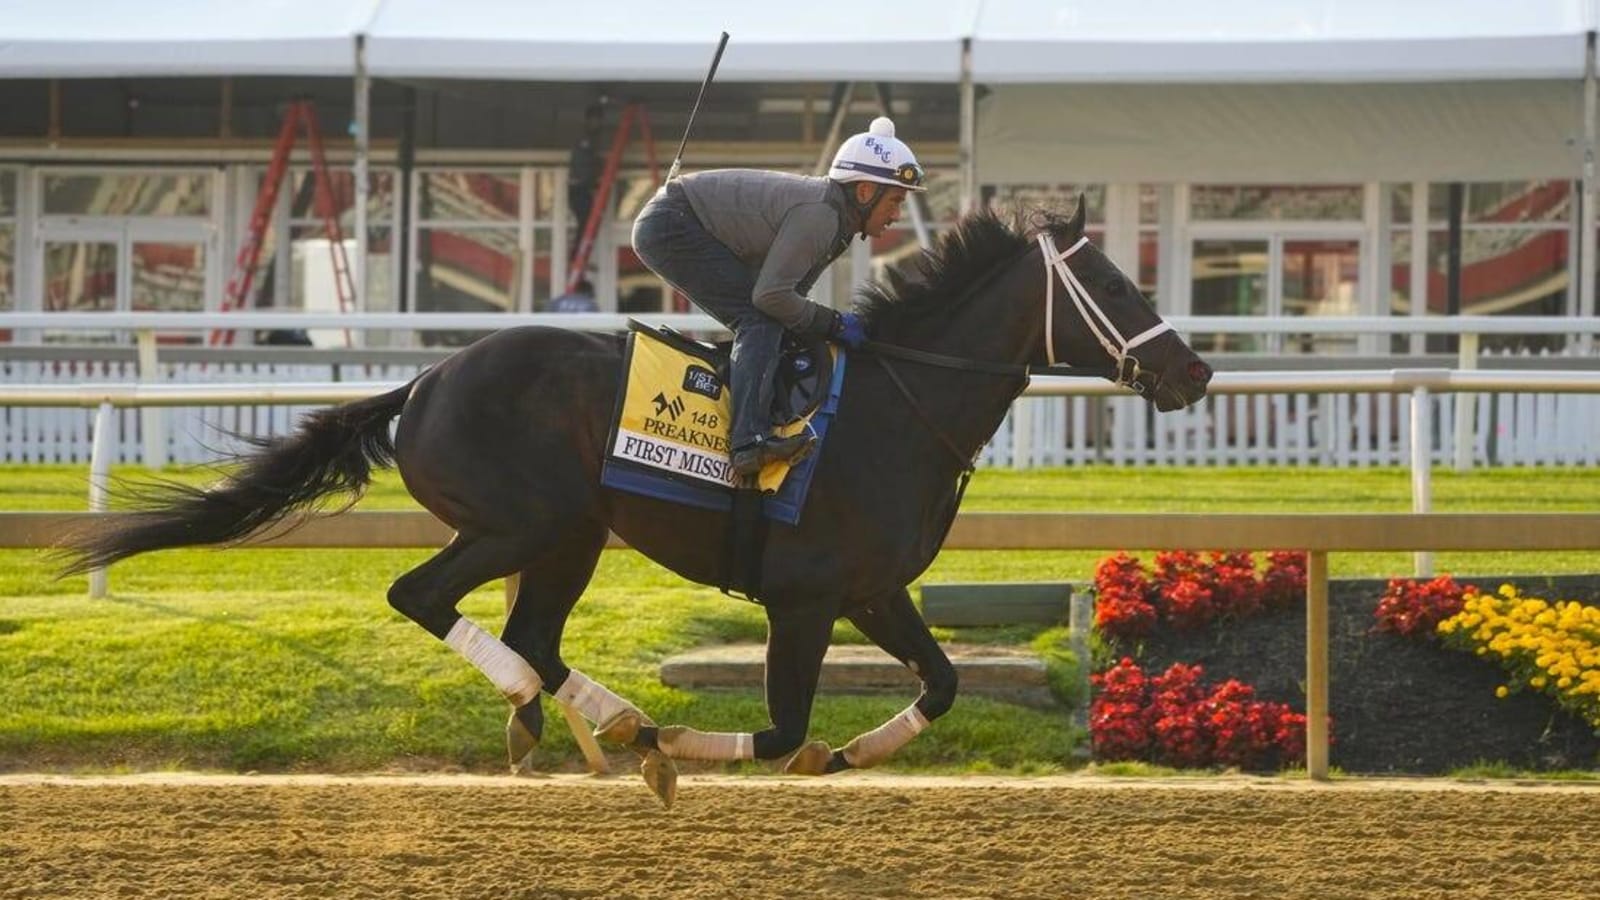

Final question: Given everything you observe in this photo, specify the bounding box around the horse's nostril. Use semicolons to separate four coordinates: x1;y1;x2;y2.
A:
1189;361;1214;384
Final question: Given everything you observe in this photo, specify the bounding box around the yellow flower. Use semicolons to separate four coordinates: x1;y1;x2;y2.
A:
1495;686;1509;698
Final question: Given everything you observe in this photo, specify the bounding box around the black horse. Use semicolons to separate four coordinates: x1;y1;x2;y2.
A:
58;202;1211;805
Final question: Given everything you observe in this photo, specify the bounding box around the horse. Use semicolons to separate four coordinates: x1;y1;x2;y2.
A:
57;200;1213;806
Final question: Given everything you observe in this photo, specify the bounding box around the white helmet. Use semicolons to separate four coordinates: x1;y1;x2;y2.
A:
828;116;926;192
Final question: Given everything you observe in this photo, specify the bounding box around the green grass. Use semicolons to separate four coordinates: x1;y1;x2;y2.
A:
3;463;1599;775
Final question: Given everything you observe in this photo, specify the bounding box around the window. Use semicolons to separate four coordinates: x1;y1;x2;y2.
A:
1191;185;1362;221
411;168;561;344
283;168;396;315
0;169;15;320
986;183;1104;224
1388;181;1571;353
43;172;210;217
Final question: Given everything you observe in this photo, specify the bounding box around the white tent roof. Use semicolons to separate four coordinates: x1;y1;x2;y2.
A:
364;0;972;81
973;0;1593;82
1;0;1594;82
0;0;376;78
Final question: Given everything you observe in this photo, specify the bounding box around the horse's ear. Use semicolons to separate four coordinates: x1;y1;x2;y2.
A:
1069;193;1088;236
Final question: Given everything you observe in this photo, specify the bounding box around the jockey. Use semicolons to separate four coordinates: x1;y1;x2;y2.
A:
632;116;926;479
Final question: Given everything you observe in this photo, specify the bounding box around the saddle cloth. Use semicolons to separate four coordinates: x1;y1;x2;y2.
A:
599;322;846;525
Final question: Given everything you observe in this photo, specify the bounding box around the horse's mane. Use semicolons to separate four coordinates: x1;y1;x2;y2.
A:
854;208;1079;333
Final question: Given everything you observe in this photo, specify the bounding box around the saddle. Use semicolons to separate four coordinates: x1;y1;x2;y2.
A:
639;320;835;430
600;319;845;515
600;320;848;602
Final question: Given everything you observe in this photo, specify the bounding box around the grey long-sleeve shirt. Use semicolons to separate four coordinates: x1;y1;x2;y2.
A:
677;169;857;334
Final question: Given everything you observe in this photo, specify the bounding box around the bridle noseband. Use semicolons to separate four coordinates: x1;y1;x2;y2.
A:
1037;233;1173;394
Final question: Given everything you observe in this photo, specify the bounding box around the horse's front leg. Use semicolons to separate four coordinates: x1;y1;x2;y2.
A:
625;600;839;774
789;586;957;775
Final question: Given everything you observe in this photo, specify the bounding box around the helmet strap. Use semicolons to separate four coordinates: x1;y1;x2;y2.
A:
850;183;888;239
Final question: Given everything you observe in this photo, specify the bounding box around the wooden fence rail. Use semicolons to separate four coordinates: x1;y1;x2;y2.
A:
6;509;1599;780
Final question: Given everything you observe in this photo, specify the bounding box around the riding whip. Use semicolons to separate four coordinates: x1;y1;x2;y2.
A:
666;31;730;182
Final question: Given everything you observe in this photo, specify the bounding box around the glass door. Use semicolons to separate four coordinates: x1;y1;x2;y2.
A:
1190;233;1361;355
1190;238;1268;353
1281;238;1360;355
40;226;119;343
35;219;212;343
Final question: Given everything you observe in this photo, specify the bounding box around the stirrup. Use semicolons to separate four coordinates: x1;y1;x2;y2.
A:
730;432;815;478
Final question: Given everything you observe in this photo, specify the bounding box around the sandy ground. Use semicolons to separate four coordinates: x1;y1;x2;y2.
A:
2;773;1597;899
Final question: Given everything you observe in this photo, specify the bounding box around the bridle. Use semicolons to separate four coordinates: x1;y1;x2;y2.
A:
1037;233;1173;394
863;228;1178;474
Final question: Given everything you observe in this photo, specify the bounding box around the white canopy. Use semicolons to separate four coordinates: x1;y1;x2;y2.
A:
973;0;1593;83
975;81;1584;183
364;0;972;82
3;0;1594;83
0;0;375;78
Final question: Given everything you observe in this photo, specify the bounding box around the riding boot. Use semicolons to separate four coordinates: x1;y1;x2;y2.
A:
728;321;815;478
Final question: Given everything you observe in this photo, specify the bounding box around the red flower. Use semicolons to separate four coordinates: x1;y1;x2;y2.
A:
1373;575;1473;639
1089;659;1318;771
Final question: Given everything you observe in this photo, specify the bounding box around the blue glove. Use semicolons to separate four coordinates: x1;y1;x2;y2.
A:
829;311;868;349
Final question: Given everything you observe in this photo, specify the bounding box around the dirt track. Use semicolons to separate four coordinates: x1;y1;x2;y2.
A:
3;774;1597;899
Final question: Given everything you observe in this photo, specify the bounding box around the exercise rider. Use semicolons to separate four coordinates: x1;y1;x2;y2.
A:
631;116;926;478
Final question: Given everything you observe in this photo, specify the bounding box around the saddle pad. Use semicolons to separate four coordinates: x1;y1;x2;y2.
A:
600;328;846;525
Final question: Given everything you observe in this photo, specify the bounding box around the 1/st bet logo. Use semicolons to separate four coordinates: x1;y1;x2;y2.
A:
682;365;722;400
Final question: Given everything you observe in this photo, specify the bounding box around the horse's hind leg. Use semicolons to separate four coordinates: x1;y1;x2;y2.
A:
793;586;957;775
387;532;548;707
496;520;677;805
499;520;652;770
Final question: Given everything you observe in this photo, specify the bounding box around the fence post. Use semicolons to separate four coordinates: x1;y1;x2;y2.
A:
1410;385;1433;576
503;572;610;775
136;329;166;470
1305;550;1330;780
1453;333;1478;472
1010;398;1034;469
1069;589;1093;755
87;401;115;599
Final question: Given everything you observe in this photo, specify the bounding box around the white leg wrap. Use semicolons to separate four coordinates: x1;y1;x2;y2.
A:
657;726;755;761
444;618;542;706
841;703;929;769
553;669;641;726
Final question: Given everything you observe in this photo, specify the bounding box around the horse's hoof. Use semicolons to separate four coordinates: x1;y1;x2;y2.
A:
594;708;653;745
782;740;832;776
640;749;678;809
506;707;540;774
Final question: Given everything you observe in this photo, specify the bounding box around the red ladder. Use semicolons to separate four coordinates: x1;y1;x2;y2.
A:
566;103;661;295
213;99;356;346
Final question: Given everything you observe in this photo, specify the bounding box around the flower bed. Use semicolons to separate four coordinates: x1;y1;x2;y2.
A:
1091;657;1308;769
1437;585;1600;730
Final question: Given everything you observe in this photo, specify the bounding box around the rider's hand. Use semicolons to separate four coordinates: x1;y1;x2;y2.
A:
828;311;867;349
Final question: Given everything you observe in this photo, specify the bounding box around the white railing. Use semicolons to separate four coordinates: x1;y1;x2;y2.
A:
6;313;1600;470
6;368;1600;584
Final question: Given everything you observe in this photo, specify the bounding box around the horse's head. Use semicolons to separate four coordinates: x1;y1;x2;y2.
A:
1034;199;1211;411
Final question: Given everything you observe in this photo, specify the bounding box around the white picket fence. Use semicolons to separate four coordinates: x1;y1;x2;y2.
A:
6;356;1600;467
1;359;421;464
978;390;1600;468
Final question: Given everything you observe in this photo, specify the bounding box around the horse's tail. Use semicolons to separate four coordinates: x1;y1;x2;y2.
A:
55;381;415;576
